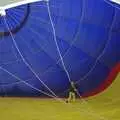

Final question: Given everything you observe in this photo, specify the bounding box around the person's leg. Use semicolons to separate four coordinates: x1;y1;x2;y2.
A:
72;92;76;102
68;92;72;102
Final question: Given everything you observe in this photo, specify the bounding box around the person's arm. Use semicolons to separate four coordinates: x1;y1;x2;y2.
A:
73;83;77;92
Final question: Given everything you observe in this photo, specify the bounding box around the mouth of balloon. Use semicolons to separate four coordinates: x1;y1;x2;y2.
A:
108;0;120;4
0;5;30;37
0;0;21;7
0;0;48;11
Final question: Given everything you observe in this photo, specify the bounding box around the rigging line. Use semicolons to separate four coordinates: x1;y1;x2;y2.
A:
3;16;59;99
46;1;71;83
0;66;61;101
0;79;31;87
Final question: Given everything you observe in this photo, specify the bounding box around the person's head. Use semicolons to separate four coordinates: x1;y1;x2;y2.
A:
71;81;74;86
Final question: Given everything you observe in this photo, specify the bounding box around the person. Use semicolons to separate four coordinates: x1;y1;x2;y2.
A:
66;81;77;103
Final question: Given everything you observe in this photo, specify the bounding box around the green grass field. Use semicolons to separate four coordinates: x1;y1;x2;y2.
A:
0;74;120;120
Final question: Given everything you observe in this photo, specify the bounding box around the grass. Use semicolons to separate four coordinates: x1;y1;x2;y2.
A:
0;74;120;120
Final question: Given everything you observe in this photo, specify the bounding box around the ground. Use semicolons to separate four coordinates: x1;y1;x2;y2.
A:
0;74;120;120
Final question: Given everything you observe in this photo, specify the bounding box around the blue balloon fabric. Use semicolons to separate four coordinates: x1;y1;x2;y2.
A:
0;0;119;97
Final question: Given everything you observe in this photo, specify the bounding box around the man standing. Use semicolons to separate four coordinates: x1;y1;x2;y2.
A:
66;81;77;103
